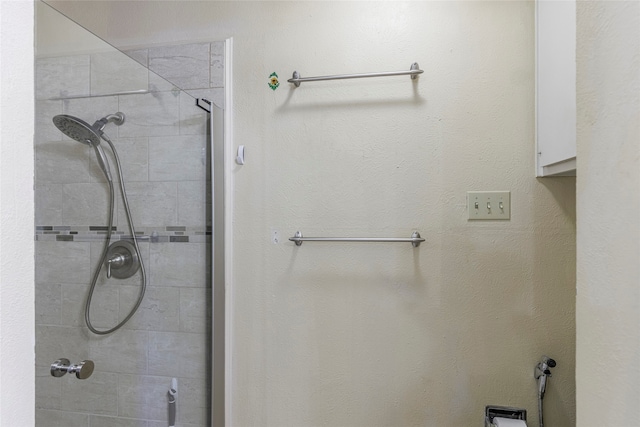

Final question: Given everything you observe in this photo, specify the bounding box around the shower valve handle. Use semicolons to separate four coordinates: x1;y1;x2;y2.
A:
50;358;94;379
104;241;140;280
106;253;127;278
68;360;95;379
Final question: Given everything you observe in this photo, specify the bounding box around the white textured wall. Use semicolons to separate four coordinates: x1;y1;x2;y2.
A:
576;1;640;425
44;2;577;426
0;0;35;425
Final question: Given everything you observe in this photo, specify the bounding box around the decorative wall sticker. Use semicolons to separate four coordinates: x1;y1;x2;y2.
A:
269;72;280;90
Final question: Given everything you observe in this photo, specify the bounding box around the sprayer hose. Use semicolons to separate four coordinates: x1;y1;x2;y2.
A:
84;135;146;335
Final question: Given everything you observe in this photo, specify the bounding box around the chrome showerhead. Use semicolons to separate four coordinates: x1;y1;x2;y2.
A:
52;112;125;182
53;114;102;146
52;112;125;146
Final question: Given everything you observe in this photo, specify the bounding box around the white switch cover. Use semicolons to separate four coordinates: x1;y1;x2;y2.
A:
467;191;511;220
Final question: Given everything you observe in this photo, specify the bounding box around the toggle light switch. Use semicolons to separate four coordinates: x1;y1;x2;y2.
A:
467;191;510;220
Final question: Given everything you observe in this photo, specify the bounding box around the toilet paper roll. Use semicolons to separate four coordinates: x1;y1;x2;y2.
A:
493;417;527;427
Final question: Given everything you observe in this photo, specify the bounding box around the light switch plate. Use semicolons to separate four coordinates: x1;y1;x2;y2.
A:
467;191;510;220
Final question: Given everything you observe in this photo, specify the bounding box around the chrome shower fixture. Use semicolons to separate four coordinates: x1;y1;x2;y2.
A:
93;113;125;134
52;112;125;182
50;111;146;335
50;358;95;380
52;112;124;146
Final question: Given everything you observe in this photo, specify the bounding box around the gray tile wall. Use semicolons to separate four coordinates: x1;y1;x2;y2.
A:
35;42;224;427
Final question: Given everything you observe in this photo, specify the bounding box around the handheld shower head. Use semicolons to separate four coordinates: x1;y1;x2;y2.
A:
53;114;102;146
52;112;125;182
53;112;125;145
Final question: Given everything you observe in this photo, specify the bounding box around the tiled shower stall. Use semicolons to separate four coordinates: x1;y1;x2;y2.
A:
34;39;224;426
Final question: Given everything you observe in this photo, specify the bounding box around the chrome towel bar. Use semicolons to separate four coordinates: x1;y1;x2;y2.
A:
287;63;423;87
289;231;425;247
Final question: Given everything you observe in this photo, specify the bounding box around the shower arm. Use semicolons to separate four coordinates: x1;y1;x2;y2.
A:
93;112;125;133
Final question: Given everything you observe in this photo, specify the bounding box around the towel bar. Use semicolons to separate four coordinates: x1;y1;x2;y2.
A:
287;63;423;87
289;231;424;247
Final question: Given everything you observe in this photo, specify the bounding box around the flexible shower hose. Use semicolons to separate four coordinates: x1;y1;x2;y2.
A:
84;134;146;335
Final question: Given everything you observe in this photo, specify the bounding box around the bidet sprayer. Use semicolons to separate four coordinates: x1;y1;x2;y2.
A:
535;356;556;399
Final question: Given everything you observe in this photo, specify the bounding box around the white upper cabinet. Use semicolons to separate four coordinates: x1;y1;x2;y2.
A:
536;0;577;177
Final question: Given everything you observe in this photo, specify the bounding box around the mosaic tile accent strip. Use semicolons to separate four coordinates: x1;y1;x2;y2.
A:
35;225;211;243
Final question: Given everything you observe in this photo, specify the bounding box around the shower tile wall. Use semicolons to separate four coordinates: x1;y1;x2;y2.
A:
34;42;223;427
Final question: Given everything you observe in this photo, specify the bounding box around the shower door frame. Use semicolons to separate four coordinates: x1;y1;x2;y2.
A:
212;37;234;427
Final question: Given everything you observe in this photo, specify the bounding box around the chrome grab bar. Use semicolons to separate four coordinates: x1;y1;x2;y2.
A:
289;231;424;247
288;63;423;87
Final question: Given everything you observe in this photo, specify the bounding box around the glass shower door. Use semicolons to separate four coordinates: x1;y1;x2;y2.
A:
34;2;221;425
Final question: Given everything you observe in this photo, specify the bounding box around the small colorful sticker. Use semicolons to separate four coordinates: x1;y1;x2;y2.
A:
268;72;280;91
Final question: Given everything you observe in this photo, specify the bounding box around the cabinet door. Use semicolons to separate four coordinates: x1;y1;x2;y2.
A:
536;0;577;176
